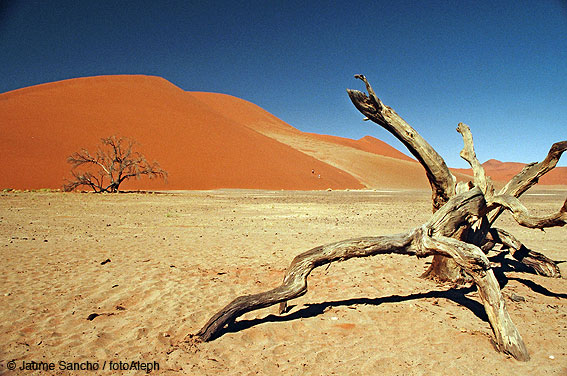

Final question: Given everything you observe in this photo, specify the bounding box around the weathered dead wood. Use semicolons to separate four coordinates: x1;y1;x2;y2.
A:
454;123;501;255
194;76;565;362
347;75;461;282
421;235;529;361
194;189;529;360
499;141;567;198
196;230;420;341
347;75;456;211
422;121;499;281
456;122;494;198
488;141;567;226
480;141;566;277
488;228;561;277
489;195;567;229
347;75;564;283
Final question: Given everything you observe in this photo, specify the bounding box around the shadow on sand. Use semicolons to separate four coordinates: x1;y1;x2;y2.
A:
206;252;566;340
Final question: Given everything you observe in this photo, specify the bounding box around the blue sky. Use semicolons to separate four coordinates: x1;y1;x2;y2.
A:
1;0;566;168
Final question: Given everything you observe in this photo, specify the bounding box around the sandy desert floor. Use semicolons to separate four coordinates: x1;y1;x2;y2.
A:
0;189;566;375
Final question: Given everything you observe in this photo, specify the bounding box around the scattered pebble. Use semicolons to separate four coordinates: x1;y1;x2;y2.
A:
87;313;100;321
508;293;526;302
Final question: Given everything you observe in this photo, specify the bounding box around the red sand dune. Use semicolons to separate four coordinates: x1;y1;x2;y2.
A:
307;134;415;162
0;75;363;191
1;75;563;191
453;159;567;186
185;90;430;189
191;91;414;162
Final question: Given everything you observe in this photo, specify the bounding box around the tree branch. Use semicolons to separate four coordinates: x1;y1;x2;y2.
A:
456;123;494;198
499;141;567;197
197;229;422;342
421;235;529;361
488;228;561;277
488;141;567;225
347;75;456;210
490;195;567;229
194;189;529;360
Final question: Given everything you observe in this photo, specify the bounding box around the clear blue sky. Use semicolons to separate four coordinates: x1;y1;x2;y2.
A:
1;0;566;168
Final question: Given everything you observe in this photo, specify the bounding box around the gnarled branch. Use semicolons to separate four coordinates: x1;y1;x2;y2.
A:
347;75;464;283
347;75;456;211
194;189;529;360
490;195;567;229
456;122;494;198
487;228;561;277
499;141;567;198
488;141;567;226
421;235;529;361
196;229;420;342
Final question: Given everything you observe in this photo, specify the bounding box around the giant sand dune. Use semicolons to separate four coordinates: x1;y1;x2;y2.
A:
0;75;564;191
0;76;363;191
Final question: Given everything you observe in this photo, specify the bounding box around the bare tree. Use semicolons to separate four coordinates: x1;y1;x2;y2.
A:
192;75;565;361
347;75;563;282
64;136;167;193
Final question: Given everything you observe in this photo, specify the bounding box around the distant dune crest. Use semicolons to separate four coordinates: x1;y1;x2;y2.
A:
0;75;564;190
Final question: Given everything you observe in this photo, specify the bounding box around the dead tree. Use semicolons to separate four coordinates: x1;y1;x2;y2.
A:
193;75;566;361
347;75;564;282
64;136;167;193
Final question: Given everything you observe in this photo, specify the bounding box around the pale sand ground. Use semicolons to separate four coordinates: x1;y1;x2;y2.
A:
0;189;566;375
